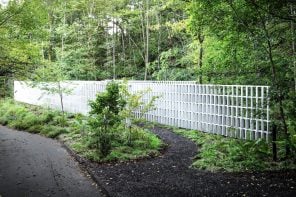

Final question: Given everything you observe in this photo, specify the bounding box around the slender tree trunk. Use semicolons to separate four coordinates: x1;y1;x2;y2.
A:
140;4;146;79
272;124;277;161
48;12;53;62
144;0;149;80
261;17;290;158
156;0;161;70
58;82;64;114
59;4;67;127
197;34;204;84
106;24;110;70
121;30;126;67
61;2;66;61
57;82;65;127
291;5;296;91
41;41;45;78
112;18;116;79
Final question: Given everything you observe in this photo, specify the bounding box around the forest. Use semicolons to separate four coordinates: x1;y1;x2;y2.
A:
0;1;295;162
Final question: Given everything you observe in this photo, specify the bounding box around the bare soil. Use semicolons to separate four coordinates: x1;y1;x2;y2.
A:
1;124;295;197
71;125;296;197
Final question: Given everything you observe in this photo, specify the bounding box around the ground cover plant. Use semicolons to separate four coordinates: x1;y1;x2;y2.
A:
173;128;296;172
0;96;163;162
0;99;68;138
67;80;163;161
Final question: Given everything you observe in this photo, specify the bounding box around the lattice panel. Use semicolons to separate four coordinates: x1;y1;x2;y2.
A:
14;81;270;140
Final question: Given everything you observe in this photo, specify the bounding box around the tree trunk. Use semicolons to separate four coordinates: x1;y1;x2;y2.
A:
61;2;66;61
197;34;204;84
121;29;126;67
112;18;116;79
144;0;149;80
48;12;53;62
261;17;290;158
156;1;161;70
57;82;65;121
272;124;277;161
291;5;296;91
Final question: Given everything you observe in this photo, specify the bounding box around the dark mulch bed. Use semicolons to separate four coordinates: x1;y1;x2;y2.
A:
69;125;296;197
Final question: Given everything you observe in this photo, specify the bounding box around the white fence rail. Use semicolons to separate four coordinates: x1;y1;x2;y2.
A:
14;80;270;140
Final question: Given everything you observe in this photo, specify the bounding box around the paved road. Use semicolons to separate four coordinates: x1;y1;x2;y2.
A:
0;126;103;197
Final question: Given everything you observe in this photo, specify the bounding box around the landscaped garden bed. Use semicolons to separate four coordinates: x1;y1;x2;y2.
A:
0;98;163;163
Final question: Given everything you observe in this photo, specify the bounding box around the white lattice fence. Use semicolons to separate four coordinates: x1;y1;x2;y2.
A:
14;80;270;140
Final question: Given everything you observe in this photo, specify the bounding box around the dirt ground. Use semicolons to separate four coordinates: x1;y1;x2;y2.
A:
0;126;104;197
1;125;295;197
70;125;296;197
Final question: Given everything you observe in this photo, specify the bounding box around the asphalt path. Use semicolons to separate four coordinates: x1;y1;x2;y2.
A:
0;126;103;197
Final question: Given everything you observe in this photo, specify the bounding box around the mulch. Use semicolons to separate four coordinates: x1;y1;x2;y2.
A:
67;125;296;197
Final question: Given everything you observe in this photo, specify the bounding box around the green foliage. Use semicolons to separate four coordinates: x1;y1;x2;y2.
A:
174;129;296;172
87;80;161;158
89;81;126;125
1;0;295;169
0;0;47;82
0;98;163;162
119;80;160;145
188;0;296;159
88;81;126;157
0;99;67;138
67;124;162;162
119;80;158;123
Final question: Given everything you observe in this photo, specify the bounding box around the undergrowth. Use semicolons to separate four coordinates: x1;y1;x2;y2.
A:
0;99;67;138
174;128;296;172
0;98;163;162
64;124;162;162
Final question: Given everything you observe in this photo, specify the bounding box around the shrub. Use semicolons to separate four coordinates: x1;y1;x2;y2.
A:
40;110;56;123
88;81;126;157
27;125;43;134
174;129;275;172
88;80;160;158
0;94;163;163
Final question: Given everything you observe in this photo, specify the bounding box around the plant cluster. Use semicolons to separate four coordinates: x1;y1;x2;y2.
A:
86;81;161;158
0;99;67;138
174;129;296;172
0;97;163;162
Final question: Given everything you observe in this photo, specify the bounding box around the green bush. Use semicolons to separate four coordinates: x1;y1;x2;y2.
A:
47;126;68;138
0;97;163;163
0;99;67;138
40;110;56;123
27;125;43;134
88;81;126;157
174;129;296;172
87;80;161;158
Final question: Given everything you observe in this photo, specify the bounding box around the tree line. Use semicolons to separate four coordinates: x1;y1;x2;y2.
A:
0;0;295;158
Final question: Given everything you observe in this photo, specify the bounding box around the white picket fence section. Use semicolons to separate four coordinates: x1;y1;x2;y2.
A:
14;80;270;140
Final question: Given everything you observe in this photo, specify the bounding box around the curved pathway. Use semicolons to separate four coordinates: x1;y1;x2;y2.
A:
0;126;103;197
83;125;296;197
1;125;295;197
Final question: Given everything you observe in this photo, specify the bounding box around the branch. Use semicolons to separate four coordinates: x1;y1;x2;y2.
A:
128;36;145;61
0;3;25;27
245;0;296;22
226;1;257;38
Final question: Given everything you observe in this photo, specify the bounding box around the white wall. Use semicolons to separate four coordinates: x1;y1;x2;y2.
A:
14;80;270;140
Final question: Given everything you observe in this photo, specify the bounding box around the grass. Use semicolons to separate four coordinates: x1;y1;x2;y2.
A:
2;98;294;171
62;124;163;162
0;99;67;138
0;98;163;162
173;128;296;172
